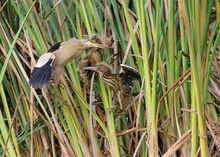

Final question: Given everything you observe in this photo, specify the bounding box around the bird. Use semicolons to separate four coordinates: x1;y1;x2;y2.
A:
29;37;108;89
78;35;114;82
88;34;114;50
83;63;141;109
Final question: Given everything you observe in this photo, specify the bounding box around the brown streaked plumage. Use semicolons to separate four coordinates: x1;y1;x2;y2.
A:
78;49;103;81
29;37;107;89
83;63;141;109
78;35;114;81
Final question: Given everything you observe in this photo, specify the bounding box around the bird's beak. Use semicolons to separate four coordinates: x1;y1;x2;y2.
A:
82;66;97;71
85;39;113;48
82;40;102;50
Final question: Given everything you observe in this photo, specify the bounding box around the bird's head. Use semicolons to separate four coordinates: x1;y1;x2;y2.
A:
83;63;119;91
90;35;114;48
83;35;114;51
83;63;113;77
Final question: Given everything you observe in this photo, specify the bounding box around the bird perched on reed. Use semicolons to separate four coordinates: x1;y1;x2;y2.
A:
78;35;114;82
29;37;107;89
83;63;141;109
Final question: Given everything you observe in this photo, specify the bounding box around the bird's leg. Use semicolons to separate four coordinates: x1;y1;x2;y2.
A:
105;91;123;115
52;67;65;91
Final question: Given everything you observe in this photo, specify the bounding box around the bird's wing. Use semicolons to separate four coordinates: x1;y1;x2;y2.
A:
48;42;62;52
29;53;55;89
120;64;141;83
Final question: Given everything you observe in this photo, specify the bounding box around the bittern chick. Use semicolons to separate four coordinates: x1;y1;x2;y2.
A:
83;63;141;109
78;35;114;81
29;38;105;89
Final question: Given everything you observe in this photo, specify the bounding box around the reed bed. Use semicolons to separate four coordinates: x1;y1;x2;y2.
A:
0;0;220;156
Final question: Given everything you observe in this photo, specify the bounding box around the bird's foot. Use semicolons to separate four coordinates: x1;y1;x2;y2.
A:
106;106;125;115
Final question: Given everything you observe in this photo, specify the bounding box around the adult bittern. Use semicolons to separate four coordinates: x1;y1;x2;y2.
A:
78;35;114;81
83;63;141;109
29;37;106;89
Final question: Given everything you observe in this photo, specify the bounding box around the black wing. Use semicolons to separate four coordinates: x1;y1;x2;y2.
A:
48;42;61;52
121;64;141;83
29;59;54;89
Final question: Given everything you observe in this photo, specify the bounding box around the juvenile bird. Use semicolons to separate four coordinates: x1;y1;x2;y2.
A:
83;63;141;109
29;38;106;89
78;35;114;81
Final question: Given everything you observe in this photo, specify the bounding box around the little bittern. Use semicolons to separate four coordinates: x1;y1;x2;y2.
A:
83;63;141;109
78;35;114;81
29;37;106;89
